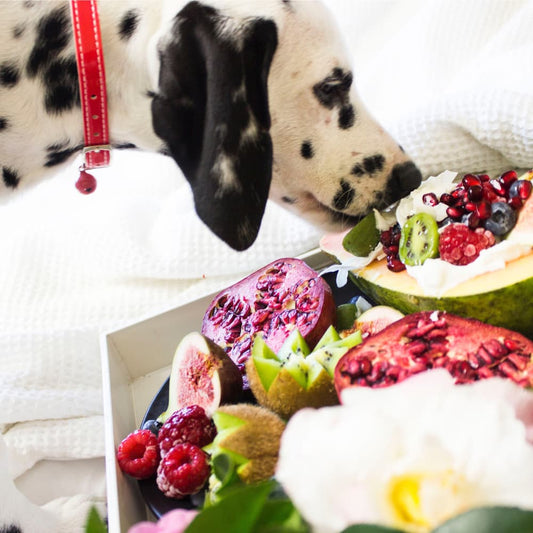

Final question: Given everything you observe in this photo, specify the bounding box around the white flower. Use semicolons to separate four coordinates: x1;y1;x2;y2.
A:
275;370;533;533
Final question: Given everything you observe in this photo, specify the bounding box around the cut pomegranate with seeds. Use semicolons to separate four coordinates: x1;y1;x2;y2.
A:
439;224;495;266
117;429;160;479
334;311;533;395
201;258;336;387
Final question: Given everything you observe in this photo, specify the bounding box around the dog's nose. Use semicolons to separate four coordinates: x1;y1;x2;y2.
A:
391;161;422;195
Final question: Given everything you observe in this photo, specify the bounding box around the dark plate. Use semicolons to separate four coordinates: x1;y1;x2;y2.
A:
138;271;366;519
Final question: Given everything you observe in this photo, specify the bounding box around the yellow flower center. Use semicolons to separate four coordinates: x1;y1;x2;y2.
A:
388;470;472;532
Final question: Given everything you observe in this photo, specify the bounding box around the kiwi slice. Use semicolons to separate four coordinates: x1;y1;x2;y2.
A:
342;211;380;257
398;213;439;266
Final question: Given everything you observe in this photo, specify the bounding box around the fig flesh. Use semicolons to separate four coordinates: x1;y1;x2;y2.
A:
201;258;336;387
335;311;533;396
161;332;243;422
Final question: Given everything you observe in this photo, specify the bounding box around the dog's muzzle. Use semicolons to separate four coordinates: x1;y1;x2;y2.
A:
385;161;422;204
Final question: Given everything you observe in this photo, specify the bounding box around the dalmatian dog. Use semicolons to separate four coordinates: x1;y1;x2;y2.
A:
0;0;421;251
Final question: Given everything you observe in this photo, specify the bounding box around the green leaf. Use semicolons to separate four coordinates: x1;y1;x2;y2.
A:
433;506;533;533
84;506;107;533
341;525;406;533
255;499;310;532
186;481;275;533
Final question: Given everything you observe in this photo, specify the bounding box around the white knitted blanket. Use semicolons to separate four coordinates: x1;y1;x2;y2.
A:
1;0;531;530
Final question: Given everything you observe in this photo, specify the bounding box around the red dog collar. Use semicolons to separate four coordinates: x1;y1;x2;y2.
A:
71;0;110;193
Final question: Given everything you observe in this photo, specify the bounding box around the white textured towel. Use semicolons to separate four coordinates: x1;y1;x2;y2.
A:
0;0;532;530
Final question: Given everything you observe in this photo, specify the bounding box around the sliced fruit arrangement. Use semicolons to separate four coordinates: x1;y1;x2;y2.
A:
201;258;336;388
334;311;533;396
245;326;362;419
321;169;533;338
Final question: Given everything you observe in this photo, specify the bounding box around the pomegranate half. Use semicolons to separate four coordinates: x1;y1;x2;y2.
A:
335;311;533;396
201;258;336;386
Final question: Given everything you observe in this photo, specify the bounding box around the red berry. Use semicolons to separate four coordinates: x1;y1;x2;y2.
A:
75;170;97;194
156;443;210;499
438;224;495;266
158;405;216;458
117;429;160;479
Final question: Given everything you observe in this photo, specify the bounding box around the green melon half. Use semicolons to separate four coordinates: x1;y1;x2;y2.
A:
321;232;533;339
349;254;533;339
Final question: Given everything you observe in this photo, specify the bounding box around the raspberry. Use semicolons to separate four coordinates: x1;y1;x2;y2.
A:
158;405;216;458
438;224;495;266
156;443;210;499
117;429;159;479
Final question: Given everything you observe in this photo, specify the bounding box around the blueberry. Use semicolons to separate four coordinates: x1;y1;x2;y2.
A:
141;419;162;436
483;202;517;236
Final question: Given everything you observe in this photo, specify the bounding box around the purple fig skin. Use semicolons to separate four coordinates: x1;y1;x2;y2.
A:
166;332;243;419
201;258;336;387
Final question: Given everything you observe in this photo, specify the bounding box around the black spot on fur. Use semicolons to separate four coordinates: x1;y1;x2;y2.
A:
113;142;137;149
338;104;355;129
333;179;355;210
313;68;352;109
13;24;26;38
363;154;385;174
0;63;20;87
43;56;80;114
0;524;22;533
0;525;23;533
45;142;83;167
351;163;364;176
300;140;314;159
118;9;140;40
2;167;20;188
0;117;8;131
27;6;71;77
281;196;296;204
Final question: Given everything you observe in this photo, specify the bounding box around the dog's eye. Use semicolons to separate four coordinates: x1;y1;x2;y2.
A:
313;70;353;108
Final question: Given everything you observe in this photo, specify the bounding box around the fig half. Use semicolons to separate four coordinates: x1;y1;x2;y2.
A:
161;332;243;422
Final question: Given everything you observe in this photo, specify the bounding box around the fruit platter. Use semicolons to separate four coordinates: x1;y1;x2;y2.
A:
103;169;533;533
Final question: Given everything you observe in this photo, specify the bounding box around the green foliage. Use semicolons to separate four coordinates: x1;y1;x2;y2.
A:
84;506;107;533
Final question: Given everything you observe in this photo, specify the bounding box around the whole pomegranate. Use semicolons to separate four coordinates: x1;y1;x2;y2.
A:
202;258;336;386
335;311;533;395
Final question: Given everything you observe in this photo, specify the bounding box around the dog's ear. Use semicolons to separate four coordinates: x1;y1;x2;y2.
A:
152;1;278;251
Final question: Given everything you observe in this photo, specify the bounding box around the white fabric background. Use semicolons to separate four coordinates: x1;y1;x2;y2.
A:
0;0;532;530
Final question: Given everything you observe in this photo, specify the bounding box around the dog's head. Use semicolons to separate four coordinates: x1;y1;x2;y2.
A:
152;0;421;250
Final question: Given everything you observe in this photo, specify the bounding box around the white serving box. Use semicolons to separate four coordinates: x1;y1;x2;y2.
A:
100;248;335;532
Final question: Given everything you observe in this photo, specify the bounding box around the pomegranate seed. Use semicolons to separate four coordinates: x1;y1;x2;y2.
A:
422;192;439;206
478;174;491;182
504;338;519;351
467;185;483;201
439;193;456;206
475;200;491;219
499;170;517;188
489;179;506;196
465;212;480;229
387;256;406;272
380;230;392;246
508;196;523;209
507;353;528;371
464;201;477;212
462;174;482;188
446;206;464;219
509;180;532;200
